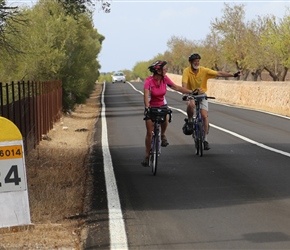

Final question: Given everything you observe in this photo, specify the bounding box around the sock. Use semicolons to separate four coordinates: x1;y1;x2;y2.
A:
204;134;208;141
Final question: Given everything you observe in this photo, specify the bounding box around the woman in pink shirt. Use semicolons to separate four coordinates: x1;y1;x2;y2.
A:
142;60;193;167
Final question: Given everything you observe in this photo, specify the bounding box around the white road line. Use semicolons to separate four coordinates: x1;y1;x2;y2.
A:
168;107;290;158
101;82;289;248
130;82;290;158
128;82;143;94
101;83;128;250
209;123;290;157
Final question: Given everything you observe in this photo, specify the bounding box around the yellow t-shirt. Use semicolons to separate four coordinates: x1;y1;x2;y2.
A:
182;66;217;92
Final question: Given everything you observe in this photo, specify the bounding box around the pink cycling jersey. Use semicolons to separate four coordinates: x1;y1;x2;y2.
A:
144;75;174;107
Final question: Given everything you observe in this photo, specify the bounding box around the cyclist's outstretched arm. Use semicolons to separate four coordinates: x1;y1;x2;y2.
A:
169;84;194;95
216;70;241;78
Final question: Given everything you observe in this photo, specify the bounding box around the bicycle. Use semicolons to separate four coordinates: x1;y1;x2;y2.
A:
183;93;215;157
144;107;172;175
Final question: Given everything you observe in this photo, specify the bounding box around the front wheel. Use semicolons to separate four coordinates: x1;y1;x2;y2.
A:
149;134;159;175
197;121;203;157
192;130;199;155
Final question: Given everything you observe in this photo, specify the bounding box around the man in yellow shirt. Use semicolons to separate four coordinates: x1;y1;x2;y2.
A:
182;53;240;150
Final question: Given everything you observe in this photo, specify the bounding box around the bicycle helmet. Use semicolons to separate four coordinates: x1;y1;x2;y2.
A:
182;119;193;135
188;53;201;62
148;60;167;73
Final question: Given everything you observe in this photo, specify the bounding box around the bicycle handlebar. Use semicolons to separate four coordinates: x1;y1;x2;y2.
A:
182;93;215;101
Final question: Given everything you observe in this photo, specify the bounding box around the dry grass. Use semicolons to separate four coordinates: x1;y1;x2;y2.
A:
0;83;103;250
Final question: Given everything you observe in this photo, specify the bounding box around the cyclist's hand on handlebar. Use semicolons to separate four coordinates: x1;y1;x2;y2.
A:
233;71;241;77
192;89;199;95
182;88;199;101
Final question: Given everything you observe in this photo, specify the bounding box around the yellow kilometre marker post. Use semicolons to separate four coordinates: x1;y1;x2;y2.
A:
0;116;31;228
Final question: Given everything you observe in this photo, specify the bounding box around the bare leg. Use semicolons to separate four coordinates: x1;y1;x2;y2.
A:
161;115;168;138
201;109;209;134
187;100;195;122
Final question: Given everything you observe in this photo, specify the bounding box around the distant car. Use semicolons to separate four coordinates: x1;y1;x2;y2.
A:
111;72;126;83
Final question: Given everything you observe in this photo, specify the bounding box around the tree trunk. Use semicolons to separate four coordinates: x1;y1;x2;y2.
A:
242;69;250;81
280;67;288;81
250;69;262;81
251;72;258;81
264;67;279;81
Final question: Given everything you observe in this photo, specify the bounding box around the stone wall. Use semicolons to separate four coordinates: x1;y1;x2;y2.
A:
167;73;290;117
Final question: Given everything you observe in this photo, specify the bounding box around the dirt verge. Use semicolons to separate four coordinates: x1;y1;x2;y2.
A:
0;82;103;250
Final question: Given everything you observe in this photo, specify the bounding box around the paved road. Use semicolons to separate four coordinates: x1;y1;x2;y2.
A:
85;81;290;250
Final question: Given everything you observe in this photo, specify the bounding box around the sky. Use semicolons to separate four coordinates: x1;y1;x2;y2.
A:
6;0;290;73
93;0;290;73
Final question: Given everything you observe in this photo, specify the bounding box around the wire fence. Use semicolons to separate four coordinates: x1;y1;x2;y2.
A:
0;80;62;154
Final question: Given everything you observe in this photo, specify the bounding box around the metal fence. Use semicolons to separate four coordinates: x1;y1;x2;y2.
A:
0;80;62;154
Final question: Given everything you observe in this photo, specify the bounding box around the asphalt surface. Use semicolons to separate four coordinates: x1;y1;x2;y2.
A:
85;81;290;250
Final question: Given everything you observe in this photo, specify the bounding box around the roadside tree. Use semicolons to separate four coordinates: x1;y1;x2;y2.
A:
210;3;247;77
166;36;197;74
199;32;226;72
260;13;290;81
